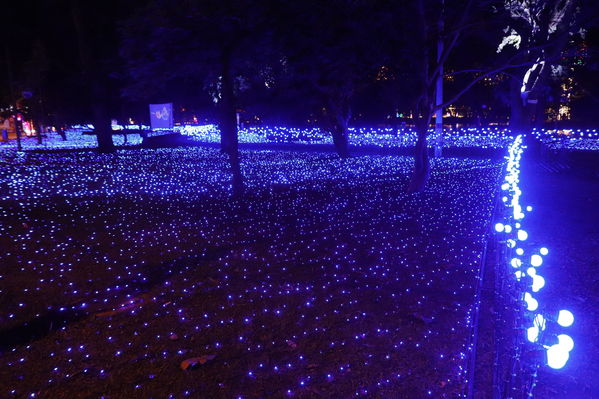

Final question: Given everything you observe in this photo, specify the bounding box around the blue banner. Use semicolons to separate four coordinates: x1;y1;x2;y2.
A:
149;103;173;130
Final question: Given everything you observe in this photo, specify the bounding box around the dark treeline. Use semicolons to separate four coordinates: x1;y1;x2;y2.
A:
1;0;598;190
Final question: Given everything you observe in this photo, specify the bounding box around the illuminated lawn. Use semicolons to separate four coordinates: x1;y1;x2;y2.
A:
0;147;502;398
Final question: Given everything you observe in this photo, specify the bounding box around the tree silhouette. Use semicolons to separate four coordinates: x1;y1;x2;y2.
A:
121;0;277;195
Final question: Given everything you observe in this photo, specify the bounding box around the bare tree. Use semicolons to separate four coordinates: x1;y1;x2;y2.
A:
70;0;116;153
498;0;580;130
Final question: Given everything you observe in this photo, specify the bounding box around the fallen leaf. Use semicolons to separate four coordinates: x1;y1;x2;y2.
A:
286;340;297;349
95;295;149;318
180;355;216;370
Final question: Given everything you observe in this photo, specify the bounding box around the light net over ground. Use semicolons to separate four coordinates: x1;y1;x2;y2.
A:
0;148;503;398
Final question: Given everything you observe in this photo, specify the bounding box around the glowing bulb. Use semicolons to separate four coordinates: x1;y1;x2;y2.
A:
540;247;549;256
557;334;574;352
515;270;524;279
524;293;538;311
507;239;516;248
516;248;524;255
547;344;569;369
527;326;539;342
511;258;522;268
533;313;546;329
526;267;536;277
504;225;513;233
531;254;543;267
531;274;545;292
557;310;574;327
526;206;532;211
495;223;504;232
517;230;528;241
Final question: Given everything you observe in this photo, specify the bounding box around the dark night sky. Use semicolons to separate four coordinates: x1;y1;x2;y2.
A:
2;0;599;125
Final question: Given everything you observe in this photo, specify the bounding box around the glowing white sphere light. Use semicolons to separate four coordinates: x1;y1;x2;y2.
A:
540;247;549;256
527;326;539;343
557;334;574;352
547;344;570;369
524;293;538;311
516;248;524;255
526;267;536;277
531;254;543;267
531;274;545;292
515;270;524;279
495;223;504;233
517;230;528;241
533;313;546;330
557;310;574;327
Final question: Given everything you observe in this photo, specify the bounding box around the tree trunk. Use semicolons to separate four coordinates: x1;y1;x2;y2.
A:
221;53;244;196
327;96;351;158
15;117;22;151
509;75;529;134
331;116;349;158
407;0;433;194
93;102;115;153
36;124;43;145
407;115;431;193
70;0;114;153
533;94;547;128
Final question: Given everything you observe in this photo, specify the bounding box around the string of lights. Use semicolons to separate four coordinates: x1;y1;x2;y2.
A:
2;124;599;153
0;126;586;398
0;146;503;398
531;128;599;151
493;135;575;396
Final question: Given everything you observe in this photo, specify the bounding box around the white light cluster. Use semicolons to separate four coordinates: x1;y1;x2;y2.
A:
495;135;575;370
177;125;514;149
0;146;505;398
531;128;599;152
4;124;599;154
0;129;142;151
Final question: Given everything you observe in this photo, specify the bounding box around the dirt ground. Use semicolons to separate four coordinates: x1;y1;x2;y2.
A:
520;156;599;399
0;148;503;399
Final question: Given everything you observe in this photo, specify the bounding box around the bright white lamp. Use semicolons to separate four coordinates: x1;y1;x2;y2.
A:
547;344;569;369
557;310;574;327
527;326;539;343
531;275;545;292
557;334;574;352
531;254;543;267
517;230;528;241
524;293;538;311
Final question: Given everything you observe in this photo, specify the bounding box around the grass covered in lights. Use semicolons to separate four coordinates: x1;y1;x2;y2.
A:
0;147;503;398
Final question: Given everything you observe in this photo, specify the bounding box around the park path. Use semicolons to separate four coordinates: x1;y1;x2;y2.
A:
522;159;599;398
